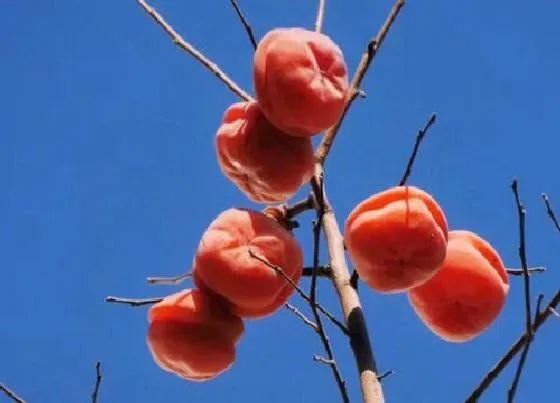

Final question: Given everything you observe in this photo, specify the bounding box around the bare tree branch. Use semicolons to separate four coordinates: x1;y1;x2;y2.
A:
316;0;406;165
506;267;546;276
146;271;192;285
285;194;315;219
505;179;535;402
249;250;349;335
105;296;162;307
377;370;395;382
136;0;253;102
91;361;102;403
308;175;349;403
285;303;318;331
315;0;326;33
0;383;26;403
229;0;258;50
511;180;533;335
302;265;332;278
465;290;560;402
399;113;437;186
542;193;560;232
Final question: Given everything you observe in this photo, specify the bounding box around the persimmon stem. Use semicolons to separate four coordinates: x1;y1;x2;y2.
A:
136;0;253;102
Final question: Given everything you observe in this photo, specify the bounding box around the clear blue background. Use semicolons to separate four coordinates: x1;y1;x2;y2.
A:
1;1;558;402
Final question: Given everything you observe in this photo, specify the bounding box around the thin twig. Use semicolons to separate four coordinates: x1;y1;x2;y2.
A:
542;193;560;232
314;355;335;365
91;361;102;403
308;175;349;403
136;0;253;102
146;271;192;285
549;307;559;318
465;290;560;402
506;267;546;276
285;303;318;331
302;265;332;278
377;370;395;382
105;296;162;307
316;0;406;165
249;250;349;335
0;383;26;403
285;194;315;219
506;180;534;403
399;113;437;186
229;0;258;50
511;180;533;335
315;0;326;33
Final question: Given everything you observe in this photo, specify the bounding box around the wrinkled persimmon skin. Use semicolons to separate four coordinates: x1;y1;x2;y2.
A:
408;230;510;343
194;208;303;319
147;289;244;381
216;101;314;203
345;186;449;294
254;28;349;137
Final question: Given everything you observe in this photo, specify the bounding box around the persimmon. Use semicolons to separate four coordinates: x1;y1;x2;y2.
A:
344;186;449;293
216;101;314;203
254;28;349;137
408;230;510;343
147;288;244;381
193;207;303;319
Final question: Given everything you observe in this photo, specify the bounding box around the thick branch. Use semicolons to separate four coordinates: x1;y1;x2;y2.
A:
316;0;406;165
0;383;26;403
465;290;560;402
312;166;384;403
136;0;253;102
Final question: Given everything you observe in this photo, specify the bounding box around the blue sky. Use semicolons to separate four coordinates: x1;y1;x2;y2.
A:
1;1;559;402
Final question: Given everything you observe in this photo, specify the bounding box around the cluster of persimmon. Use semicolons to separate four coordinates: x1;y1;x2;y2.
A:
147;26;349;382
146;26;511;384
344;185;510;343
147;207;303;381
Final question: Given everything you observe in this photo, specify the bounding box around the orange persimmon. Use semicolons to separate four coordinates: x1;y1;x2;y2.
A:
254;28;349;137
408;230;510;342
193;207;303;319
147;288;244;381
216;101;314;203
344;186;449;293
